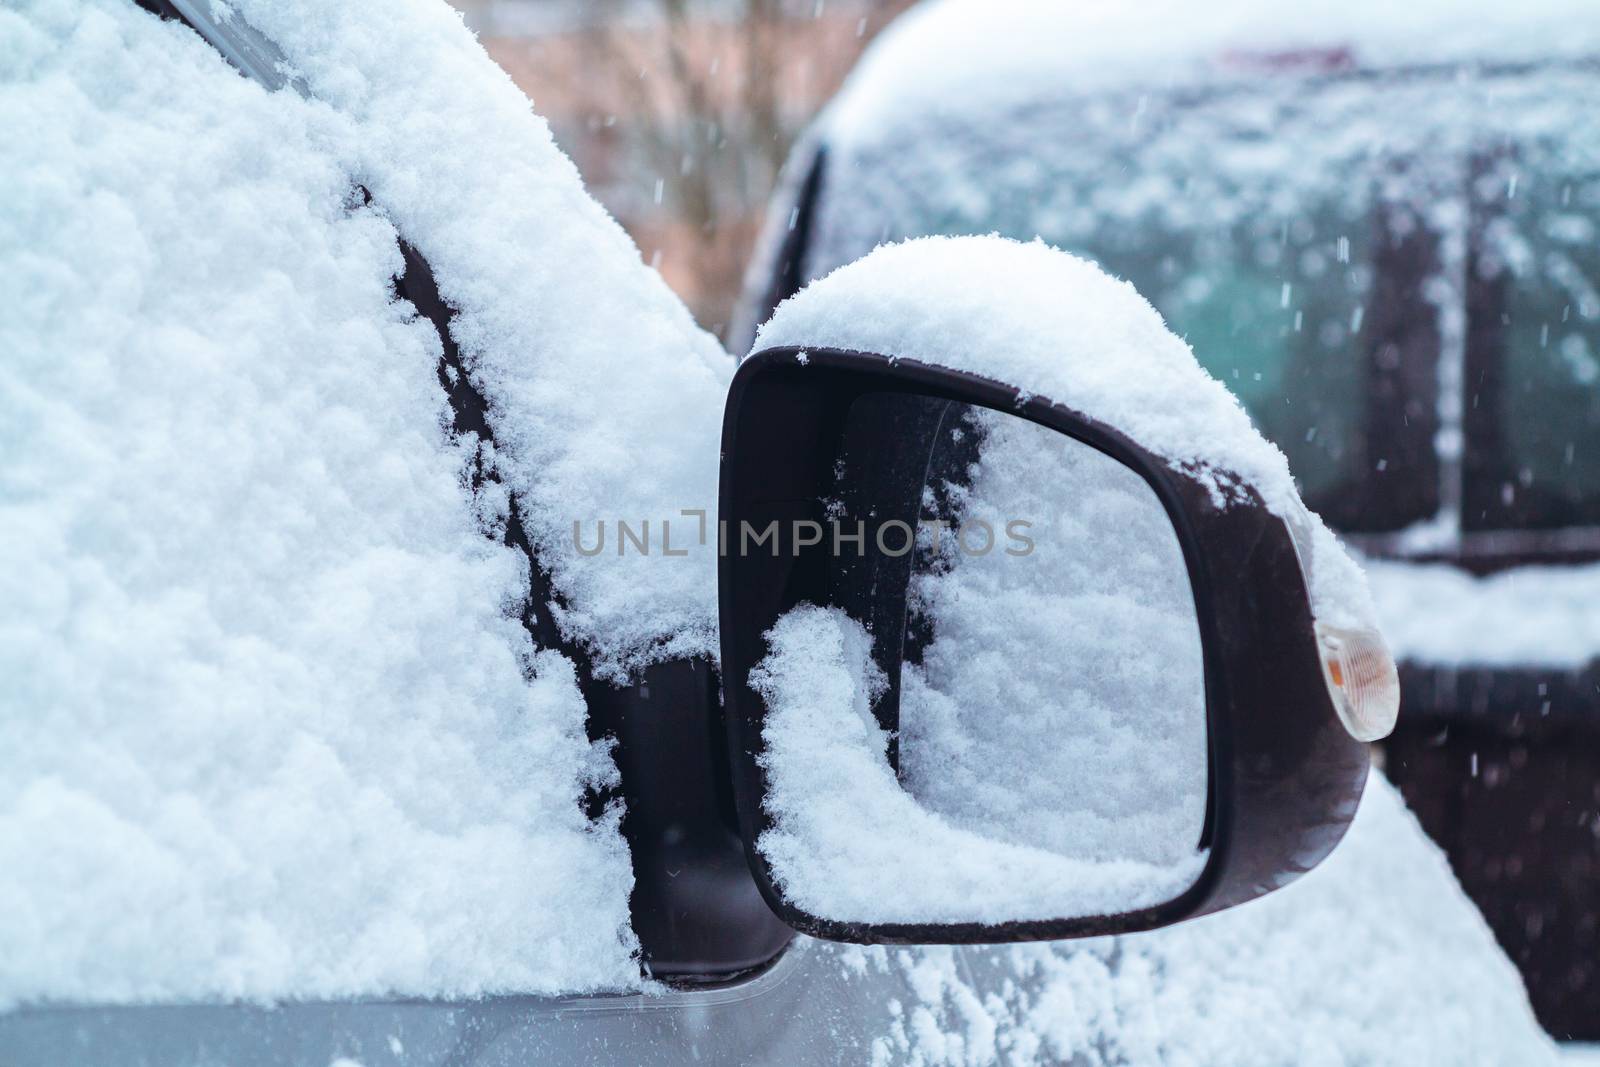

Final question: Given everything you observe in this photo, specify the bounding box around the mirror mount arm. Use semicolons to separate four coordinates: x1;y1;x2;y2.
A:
583;661;796;982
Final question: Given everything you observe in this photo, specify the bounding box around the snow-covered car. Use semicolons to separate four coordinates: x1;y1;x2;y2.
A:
738;0;1600;1040
0;0;1564;1063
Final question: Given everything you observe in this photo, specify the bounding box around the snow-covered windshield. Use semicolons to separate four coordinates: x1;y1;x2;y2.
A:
807;64;1600;540
2;0;734;1006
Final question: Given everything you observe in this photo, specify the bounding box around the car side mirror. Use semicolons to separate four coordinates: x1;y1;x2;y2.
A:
718;237;1399;944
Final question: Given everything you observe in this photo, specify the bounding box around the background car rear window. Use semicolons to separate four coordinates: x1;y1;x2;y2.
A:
806;82;1447;531
806;68;1600;540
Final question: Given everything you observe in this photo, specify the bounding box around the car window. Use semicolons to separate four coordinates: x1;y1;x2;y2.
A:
804;81;1455;533
1467;151;1600;530
1069;202;1374;509
803;67;1600;546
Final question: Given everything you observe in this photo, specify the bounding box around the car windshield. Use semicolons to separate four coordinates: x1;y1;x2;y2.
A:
807;63;1600;542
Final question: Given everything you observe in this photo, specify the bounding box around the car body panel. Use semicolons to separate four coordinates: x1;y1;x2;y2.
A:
0;940;931;1067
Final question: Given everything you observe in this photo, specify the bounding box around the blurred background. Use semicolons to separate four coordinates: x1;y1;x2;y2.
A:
454;0;1599;1048
450;0;911;340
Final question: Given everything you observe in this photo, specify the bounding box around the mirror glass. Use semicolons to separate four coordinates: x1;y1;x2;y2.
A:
749;394;1209;927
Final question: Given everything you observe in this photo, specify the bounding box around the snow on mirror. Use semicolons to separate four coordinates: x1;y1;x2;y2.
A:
751;396;1210;927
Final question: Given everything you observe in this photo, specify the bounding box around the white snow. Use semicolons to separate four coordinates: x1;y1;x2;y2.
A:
837;776;1558;1065
825;0;1600;151
0;0;666;1005
1367;559;1600;668
755;235;1377;632
231;0;731;683
751;606;1205;925
2;0;1571;1051
899;407;1207;868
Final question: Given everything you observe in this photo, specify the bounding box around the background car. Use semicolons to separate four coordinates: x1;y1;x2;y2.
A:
739;0;1600;1039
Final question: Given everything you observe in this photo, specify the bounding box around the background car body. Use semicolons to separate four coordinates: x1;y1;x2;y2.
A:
738;0;1600;1039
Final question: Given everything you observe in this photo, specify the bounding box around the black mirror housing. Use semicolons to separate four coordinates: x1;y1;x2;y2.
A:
719;346;1371;945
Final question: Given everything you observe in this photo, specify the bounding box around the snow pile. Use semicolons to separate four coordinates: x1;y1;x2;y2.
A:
1368;560;1600;668
825;0;1600;151
751;606;1206;925
899;407;1207;866
756;235;1375;631
0;0;649;1004
232;0;731;682
835;776;1556;1065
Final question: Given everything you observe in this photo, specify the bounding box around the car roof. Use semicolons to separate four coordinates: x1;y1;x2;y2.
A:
821;0;1600;149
